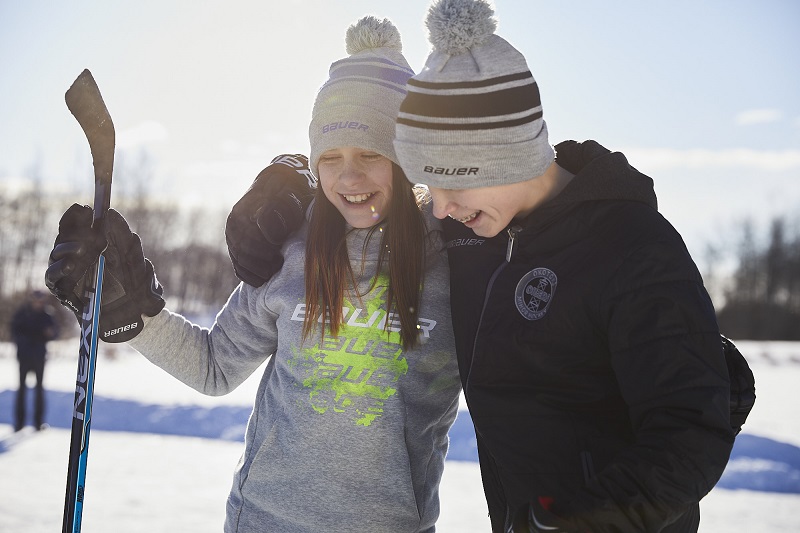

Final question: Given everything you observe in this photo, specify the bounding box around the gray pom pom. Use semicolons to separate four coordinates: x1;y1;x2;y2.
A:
426;0;497;55
346;16;403;55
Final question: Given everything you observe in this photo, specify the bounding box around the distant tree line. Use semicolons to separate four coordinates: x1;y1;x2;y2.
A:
1;181;798;342
713;216;800;340
0;184;239;342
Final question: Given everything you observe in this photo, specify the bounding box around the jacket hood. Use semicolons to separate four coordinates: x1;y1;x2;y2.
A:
550;140;658;210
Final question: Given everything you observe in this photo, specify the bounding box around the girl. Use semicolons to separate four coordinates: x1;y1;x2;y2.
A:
46;16;460;533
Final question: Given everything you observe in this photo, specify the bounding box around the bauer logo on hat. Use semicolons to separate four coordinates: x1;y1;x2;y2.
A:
394;0;554;190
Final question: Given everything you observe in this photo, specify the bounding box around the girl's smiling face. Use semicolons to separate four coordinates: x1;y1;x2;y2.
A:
317;146;394;228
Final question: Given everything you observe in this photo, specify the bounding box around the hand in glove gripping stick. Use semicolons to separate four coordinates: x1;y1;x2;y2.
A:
45;204;165;343
226;154;316;287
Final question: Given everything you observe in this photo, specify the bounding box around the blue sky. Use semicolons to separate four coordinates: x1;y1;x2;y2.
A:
1;0;798;264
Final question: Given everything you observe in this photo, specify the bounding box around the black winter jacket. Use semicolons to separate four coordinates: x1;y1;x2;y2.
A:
443;140;734;532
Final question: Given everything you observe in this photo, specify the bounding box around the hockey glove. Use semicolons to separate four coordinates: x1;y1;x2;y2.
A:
225;154;316;287
553;140;610;175
45;204;165;343
507;497;580;533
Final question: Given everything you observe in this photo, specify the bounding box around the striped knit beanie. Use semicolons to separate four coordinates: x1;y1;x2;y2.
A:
309;16;415;177
394;0;554;189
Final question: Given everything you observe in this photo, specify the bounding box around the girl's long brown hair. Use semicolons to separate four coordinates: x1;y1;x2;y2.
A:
303;163;427;349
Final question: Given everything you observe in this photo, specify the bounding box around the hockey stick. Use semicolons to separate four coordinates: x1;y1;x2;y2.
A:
62;69;115;533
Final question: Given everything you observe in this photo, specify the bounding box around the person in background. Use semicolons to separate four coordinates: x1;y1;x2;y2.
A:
11;289;58;431
45;16;460;533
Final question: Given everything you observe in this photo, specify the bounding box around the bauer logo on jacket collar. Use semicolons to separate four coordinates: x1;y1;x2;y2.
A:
515;268;557;321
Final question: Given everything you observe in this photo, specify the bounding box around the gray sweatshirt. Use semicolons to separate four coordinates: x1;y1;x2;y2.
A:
129;210;461;532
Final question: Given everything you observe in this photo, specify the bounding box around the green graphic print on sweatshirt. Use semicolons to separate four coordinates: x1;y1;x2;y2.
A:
287;280;412;426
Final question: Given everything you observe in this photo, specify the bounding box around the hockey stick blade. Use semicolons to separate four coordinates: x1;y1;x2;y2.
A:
62;68;116;533
65;69;115;219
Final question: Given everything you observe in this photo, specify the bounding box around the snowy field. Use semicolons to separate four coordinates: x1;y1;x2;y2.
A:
1;337;799;532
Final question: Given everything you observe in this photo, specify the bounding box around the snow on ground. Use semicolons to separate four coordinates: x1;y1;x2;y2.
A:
1;338;799;532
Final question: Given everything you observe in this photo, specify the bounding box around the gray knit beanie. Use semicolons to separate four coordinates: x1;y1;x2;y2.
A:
309;16;415;177
394;0;554;189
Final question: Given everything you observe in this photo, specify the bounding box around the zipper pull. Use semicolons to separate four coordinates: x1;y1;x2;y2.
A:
506;226;521;262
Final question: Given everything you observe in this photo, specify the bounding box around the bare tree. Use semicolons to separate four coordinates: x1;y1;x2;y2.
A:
1;149;240;340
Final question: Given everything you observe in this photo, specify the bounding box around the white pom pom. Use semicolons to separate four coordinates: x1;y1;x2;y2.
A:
346;16;403;55
426;0;497;55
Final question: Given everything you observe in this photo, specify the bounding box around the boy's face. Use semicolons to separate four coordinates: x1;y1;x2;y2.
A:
428;179;541;238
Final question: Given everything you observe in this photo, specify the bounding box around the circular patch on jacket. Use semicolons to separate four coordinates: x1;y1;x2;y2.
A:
515;267;557;321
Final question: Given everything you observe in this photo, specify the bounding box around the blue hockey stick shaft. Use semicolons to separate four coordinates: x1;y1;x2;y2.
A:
64;256;105;532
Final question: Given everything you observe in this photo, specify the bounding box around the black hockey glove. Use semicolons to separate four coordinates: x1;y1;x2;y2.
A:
507;498;580;533
553;140;610;175
225;153;316;287
45;204;165;343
